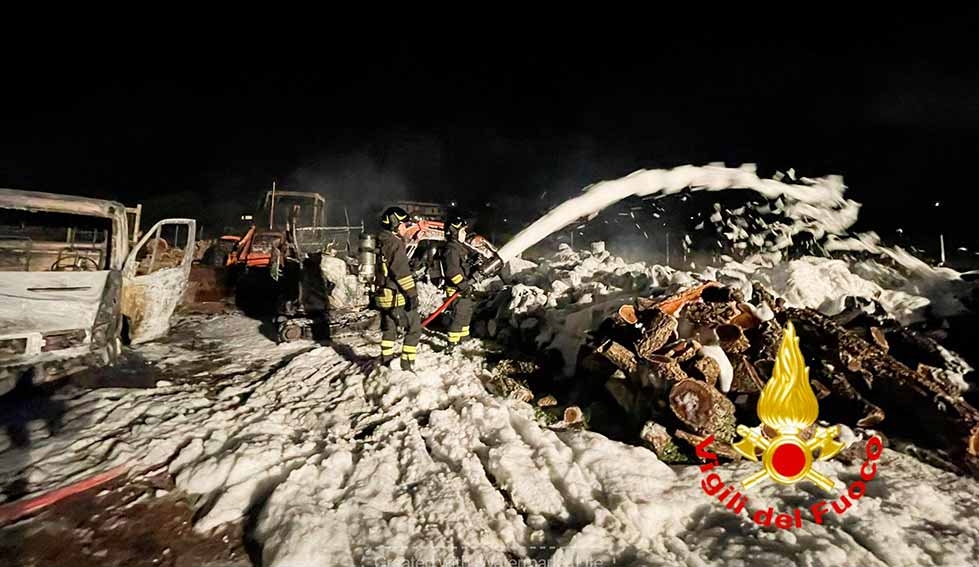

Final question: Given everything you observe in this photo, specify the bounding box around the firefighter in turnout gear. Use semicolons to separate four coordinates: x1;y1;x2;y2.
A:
374;206;421;371
442;214;476;353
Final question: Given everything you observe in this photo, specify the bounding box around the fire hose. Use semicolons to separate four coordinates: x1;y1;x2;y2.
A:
422;291;460;328
421;254;503;329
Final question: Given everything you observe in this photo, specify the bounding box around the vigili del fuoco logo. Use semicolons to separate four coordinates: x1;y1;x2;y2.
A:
696;322;884;528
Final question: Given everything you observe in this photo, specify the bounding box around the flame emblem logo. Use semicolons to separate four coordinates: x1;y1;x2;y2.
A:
733;322;845;491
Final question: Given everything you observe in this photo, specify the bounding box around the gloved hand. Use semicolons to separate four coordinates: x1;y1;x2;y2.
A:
403;293;416;312
456;279;473;296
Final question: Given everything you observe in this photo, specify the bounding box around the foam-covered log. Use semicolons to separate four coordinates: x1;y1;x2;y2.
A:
675;430;741;461
640;421;688;462
563;406;584;425
669;379;737;442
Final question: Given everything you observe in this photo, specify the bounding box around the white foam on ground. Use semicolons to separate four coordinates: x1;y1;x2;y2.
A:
3;312;979;566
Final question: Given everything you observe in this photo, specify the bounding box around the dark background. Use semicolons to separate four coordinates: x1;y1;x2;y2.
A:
2;19;978;264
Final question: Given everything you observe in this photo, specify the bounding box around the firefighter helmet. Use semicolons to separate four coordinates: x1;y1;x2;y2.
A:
380;206;410;230
445;213;470;238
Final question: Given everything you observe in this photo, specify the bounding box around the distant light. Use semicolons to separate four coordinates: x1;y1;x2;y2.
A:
935;201;941;207
503;218;508;223
450;201;457;207
241;214;253;221
896;228;903;234
958;247;968;252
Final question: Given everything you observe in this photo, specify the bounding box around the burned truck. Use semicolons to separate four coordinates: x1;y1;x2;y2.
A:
0;189;196;394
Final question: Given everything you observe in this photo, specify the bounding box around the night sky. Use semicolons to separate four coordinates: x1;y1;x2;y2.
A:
3;20;978;262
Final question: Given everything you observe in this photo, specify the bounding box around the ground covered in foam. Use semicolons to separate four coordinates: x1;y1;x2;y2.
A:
2;297;979;566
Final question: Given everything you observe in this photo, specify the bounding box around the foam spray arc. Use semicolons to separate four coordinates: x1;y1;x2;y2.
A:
496;164;858;262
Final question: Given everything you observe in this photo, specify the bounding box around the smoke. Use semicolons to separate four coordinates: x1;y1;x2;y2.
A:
288;152;412;228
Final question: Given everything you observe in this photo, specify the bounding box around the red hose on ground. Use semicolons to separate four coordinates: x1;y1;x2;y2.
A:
422;291;460;328
0;464;129;526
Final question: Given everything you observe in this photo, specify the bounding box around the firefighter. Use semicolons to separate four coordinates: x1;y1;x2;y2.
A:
442;214;476;352
374;206;421;371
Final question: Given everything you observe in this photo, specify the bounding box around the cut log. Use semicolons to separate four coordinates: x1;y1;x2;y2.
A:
591;309;643;353
675;430;741;461
639;421;688;462
730;304;762;329
646;281;721;316
596;340;639;377
659;339;701;363
640;421;673;453
563;406;584;425
616;304;639;325
884;326;954;372
644;354;690;387
717;324;750;354
537;395;558;408
729;354;766;393
683;301;739;327
669;379;737;443
870;327;889;352
634;309;678;361
685;356;720;387
787;307;979;458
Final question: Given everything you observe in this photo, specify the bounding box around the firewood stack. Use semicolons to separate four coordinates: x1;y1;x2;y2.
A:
578;281;979;471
